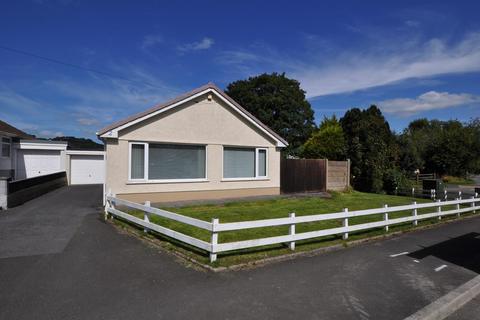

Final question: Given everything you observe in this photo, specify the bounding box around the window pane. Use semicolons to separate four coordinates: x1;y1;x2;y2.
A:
131;144;145;179
2;138;10;143
148;144;205;180
224;147;255;178
2;143;10;157
258;149;267;176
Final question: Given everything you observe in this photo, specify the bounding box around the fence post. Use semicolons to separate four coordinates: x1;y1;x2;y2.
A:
104;192;110;221
456;198;461;217
342;208;349;240
383;204;389;232
412;187;415;198
475;193;478;214
347;158;351;188
210;218;219;263
437;199;442;220
444;189;448;201
289;213;296;250
412;201;418;226
458;191;462;200
325;159;329;190
471;196;476;214
109;193;116;220
104;188;112;220
143;201;151;233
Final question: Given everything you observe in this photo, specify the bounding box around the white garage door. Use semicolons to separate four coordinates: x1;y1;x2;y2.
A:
16;150;62;180
70;155;104;185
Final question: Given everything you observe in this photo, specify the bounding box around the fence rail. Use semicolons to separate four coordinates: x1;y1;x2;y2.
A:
106;193;479;263
395;187;477;201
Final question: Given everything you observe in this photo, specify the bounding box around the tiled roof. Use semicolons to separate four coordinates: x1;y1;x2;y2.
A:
0;120;32;139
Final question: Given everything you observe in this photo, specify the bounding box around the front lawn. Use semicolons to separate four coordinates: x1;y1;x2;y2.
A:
116;191;466;267
442;175;476;185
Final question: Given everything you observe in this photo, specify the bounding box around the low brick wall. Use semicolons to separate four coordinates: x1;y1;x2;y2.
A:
326;160;350;191
7;171;67;208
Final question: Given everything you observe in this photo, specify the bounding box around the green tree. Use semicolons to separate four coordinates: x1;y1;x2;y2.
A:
226;73;316;155
398;118;480;177
300;116;346;160
340;106;396;192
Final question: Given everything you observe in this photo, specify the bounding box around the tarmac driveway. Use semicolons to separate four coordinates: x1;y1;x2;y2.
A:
1;185;479;319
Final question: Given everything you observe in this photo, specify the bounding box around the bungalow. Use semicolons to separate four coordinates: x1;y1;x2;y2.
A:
97;83;288;203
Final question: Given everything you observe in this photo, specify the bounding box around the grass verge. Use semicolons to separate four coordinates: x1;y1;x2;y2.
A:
442;175;476;185
110;191;474;268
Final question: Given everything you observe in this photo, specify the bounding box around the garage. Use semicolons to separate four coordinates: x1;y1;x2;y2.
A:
68;151;105;185
15;141;67;180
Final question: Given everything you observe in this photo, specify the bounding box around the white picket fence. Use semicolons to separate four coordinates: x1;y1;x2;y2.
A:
105;193;479;263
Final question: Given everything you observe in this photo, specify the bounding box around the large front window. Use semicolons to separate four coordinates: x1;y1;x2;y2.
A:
223;147;268;179
129;142;206;181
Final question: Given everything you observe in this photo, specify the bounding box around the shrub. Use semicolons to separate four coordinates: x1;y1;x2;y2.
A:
383;168;413;194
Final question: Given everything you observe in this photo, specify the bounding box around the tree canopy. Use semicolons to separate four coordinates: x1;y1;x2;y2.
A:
226;72;479;193
340;106;397;192
398;119;480;177
225;73;316;155
300;116;346;160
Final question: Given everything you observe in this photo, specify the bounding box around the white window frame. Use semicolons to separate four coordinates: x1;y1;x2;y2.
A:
1;136;11;158
128;142;148;182
222;146;269;181
128;141;208;184
255;148;268;178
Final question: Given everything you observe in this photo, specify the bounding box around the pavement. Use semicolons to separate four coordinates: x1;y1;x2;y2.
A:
1;185;480;319
446;295;480;319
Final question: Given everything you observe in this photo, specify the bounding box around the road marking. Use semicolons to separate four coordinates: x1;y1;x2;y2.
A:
413;260;420;263
435;265;448;272
390;252;409;257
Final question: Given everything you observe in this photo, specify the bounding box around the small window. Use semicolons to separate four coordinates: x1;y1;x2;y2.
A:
1;137;10;158
223;147;268;179
257;149;267;177
130;144;145;179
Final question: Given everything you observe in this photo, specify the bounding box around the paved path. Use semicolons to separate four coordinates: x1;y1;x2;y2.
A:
1;185;479;319
446;295;480;319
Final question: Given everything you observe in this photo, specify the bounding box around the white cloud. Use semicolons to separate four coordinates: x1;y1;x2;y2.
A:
294;32;480;97
405;20;420;27
212;32;480;98
178;37;214;52
379;91;480;116
0;89;43;113
141;34;164;50
77;117;100;126
216;50;260;65
38;130;64;138
0;64;181;140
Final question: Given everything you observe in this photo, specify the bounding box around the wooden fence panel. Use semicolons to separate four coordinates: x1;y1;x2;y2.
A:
281;159;326;193
327;160;350;191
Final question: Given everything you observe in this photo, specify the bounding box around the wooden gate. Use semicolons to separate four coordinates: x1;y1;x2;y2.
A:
280;158;326;193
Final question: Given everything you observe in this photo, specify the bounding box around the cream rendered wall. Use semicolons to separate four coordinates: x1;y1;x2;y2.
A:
105;93;281;197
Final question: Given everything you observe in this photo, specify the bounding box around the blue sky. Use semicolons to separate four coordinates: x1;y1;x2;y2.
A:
1;0;479;140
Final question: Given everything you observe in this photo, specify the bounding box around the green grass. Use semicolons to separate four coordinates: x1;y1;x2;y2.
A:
115;191;471;267
442;175;476;185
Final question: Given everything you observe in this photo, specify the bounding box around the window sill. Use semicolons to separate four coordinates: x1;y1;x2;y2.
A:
221;177;270;182
127;178;209;185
